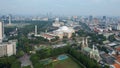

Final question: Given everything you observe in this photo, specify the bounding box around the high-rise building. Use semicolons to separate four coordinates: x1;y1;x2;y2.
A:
9;15;12;25
0;40;17;57
89;15;93;22
0;22;3;43
103;16;106;21
116;23;120;30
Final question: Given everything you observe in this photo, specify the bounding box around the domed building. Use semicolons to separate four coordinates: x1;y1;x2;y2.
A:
53;26;75;39
60;26;69;31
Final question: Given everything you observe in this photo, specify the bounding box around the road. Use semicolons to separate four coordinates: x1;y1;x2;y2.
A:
19;54;33;68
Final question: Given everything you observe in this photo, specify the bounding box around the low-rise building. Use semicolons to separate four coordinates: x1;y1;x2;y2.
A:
41;33;55;41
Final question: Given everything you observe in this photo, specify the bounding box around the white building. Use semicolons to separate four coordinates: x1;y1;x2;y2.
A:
0;40;17;57
53;26;75;39
0;44;6;57
113;23;120;30
116;23;120;30
0;22;3;43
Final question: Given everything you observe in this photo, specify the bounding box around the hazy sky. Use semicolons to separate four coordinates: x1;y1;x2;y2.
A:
0;0;120;16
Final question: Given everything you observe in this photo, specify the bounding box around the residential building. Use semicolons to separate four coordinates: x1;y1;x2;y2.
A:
0;40;17;57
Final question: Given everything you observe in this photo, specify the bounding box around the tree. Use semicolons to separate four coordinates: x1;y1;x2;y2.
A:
16;50;24;58
34;63;44;68
68;48;101;68
30;54;39;65
51;36;59;42
36;48;52;59
11;61;21;68
0;56;21;68
108;35;116;42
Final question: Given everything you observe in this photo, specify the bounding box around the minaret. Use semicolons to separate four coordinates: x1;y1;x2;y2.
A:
35;25;37;35
82;37;85;47
45;30;47;33
93;45;95;51
55;18;59;22
9;15;11;25
85;38;88;47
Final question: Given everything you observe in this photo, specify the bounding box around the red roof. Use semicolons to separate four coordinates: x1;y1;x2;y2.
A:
113;63;120;68
42;34;54;39
113;55;120;63
116;47;120;51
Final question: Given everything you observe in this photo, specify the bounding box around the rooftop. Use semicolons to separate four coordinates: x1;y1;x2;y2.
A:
55;26;74;33
108;43;117;46
83;47;92;52
42;34;54;39
116;47;120;51
113;63;120;68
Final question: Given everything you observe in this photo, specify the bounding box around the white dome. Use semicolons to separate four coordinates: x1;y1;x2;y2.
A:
54;26;75;34
60;26;69;31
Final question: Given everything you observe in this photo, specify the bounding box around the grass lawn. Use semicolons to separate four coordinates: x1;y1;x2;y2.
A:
45;57;82;68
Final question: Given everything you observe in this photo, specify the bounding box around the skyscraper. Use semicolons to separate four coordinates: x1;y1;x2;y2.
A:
103;16;106;21
0;22;3;43
8;15;12;25
89;15;93;22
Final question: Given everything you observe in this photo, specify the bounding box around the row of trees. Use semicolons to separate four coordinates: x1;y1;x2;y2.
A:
69;48;100;68
0;56;21;68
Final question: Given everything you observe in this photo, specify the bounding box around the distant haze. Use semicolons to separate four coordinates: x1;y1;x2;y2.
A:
0;0;120;16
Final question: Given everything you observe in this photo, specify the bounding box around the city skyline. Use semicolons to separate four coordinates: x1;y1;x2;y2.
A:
0;0;120;16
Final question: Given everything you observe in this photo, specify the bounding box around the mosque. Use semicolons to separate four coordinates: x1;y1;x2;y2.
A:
34;25;75;40
53;26;75;39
